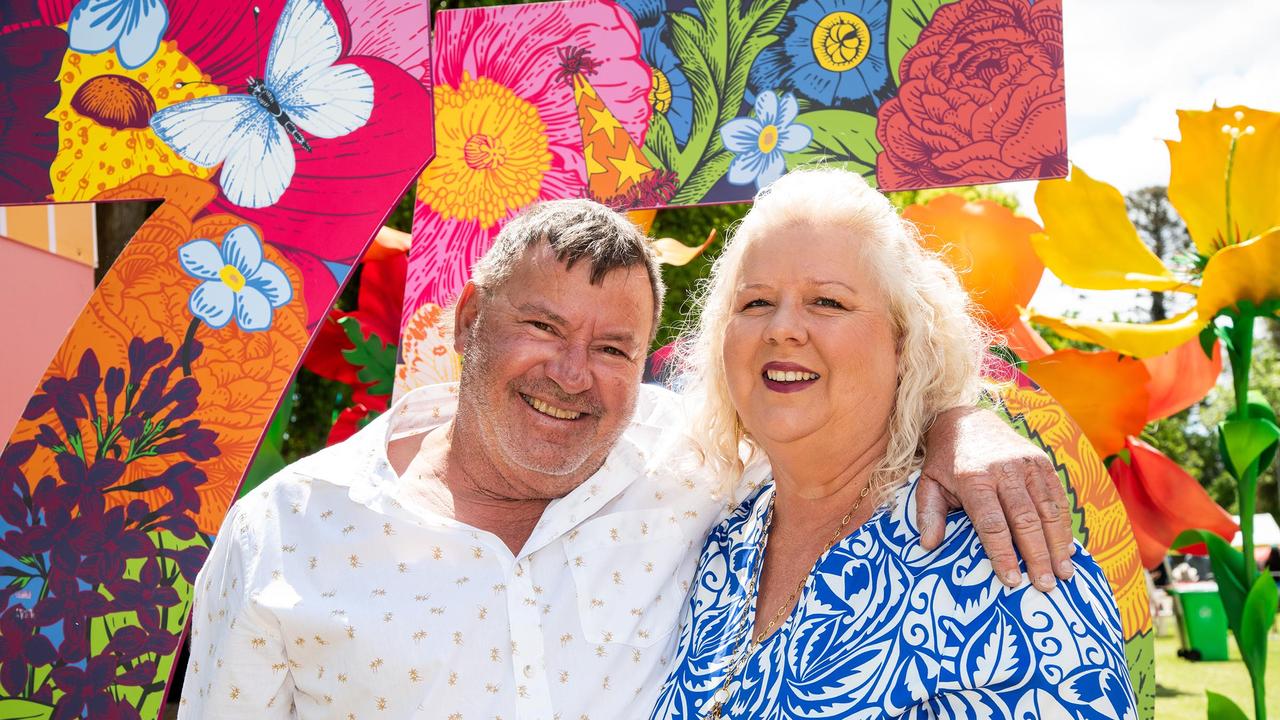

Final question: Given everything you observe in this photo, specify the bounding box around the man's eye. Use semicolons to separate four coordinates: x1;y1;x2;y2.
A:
815;297;846;309
601;346;629;358
528;320;555;333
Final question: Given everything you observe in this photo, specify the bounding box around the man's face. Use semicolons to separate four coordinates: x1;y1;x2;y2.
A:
454;242;655;498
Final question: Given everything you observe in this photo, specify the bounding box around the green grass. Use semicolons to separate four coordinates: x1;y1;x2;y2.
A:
1155;631;1280;718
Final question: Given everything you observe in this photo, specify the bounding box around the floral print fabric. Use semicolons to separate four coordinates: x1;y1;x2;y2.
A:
651;475;1138;720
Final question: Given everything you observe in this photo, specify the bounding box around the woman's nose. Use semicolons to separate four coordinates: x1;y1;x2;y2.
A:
764;302;807;345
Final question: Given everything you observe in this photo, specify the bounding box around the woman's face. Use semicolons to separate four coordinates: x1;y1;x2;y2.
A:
723;221;899;451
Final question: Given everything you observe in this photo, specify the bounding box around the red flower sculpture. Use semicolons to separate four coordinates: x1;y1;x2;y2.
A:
875;0;1065;189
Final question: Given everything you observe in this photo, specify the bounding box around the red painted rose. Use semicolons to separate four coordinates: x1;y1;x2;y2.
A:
875;0;1065;189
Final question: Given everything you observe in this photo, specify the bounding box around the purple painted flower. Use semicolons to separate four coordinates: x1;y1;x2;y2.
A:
0;25;67;203
0;606;57;696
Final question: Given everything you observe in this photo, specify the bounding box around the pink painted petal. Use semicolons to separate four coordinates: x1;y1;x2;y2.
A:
403;207;494;326
435;0;650;142
338;0;431;81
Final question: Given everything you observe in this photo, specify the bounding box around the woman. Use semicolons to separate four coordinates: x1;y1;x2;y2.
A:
651;169;1136;719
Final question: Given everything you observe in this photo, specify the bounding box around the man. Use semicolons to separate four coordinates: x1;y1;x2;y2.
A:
179;200;1074;718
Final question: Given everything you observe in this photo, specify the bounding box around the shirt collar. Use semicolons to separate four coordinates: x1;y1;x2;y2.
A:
289;381;681;556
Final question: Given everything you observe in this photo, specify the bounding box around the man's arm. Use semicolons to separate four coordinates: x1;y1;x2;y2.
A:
920;406;1075;592
178;503;293;719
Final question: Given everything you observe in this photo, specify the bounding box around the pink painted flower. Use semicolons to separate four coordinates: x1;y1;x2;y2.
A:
403;0;651;328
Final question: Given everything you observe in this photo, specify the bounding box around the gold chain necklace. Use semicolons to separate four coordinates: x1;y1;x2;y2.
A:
705;479;873;720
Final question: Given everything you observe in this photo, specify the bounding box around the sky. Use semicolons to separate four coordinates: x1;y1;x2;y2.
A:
1009;0;1280;318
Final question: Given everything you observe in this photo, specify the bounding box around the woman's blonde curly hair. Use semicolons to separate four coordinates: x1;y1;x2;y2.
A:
677;167;995;499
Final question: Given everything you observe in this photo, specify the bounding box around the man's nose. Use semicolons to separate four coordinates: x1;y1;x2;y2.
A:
546;343;592;395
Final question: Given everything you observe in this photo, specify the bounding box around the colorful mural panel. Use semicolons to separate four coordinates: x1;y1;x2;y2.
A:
402;0;1067;349
0;0;433;716
989;360;1155;718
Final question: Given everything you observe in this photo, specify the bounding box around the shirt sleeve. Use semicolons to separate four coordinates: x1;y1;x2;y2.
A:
178;496;294;719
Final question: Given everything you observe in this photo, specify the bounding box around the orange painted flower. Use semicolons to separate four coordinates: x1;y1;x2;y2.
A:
17;174;308;532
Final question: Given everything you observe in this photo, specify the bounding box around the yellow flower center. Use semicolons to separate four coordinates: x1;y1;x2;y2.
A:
220;264;247;293
48;39;223;201
417;73;551;229
757;124;779;154
463;133;506;171
649;68;672;114
811;11;871;72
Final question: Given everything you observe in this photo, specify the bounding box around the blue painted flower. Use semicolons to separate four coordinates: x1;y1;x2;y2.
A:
67;0;169;70
748;0;891;110
178;225;293;332
719;91;812;190
616;0;695;147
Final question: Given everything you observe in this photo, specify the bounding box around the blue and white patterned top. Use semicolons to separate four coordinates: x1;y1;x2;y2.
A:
650;475;1138;720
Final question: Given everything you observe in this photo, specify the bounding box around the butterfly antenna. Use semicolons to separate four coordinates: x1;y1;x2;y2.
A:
253;6;262;70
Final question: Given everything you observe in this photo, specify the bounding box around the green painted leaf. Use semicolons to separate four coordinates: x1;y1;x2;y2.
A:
0;699;54;720
339;316;396;397
642;113;679;172
1198;324;1218;359
886;0;954;85
1205;691;1249;720
666;0;789;200
1173;529;1248;638
1218;417;1280;481
670;151;733;205
784;109;882;182
1240;573;1278;685
1123;630;1155;720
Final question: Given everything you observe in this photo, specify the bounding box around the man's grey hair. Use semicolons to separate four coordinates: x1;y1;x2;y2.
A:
471;199;666;343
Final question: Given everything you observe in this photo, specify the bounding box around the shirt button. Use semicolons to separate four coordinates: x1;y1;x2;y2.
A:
522;664;533;679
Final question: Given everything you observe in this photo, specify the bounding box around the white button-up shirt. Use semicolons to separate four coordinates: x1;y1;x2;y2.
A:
179;382;761;719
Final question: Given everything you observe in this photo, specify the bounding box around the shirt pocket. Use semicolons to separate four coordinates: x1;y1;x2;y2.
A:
564;508;690;648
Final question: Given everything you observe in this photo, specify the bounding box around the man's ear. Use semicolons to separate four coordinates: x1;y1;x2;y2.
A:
453;282;481;355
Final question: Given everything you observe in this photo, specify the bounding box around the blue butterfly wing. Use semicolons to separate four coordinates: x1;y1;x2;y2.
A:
219;111;296;208
150;94;260;168
151;94;295;208
264;0;373;139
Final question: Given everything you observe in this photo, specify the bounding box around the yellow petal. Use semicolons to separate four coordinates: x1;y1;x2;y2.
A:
1196;227;1280;316
905;193;1044;332
1167;105;1280;255
1029;308;1206;359
649;228;716;267
1033;166;1187;292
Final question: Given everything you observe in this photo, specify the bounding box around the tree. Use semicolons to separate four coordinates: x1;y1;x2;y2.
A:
1125;186;1192;321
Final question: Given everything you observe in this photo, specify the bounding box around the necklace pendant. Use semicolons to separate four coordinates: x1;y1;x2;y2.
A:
708;702;723;719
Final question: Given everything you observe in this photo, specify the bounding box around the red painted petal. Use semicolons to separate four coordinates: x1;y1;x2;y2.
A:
1142;338;1223;422
351;252;406;346
1127;437;1237;543
301;312;359;385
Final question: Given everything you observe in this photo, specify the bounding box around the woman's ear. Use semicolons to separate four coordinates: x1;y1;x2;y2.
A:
453;282;481;355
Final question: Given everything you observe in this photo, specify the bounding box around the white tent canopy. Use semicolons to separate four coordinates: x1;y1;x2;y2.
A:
1230;514;1280;548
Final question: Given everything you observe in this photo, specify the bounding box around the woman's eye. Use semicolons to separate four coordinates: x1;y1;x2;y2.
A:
742;298;771;310
815;297;846;309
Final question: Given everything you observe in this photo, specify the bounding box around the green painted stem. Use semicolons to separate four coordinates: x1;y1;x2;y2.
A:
1226;314;1266;720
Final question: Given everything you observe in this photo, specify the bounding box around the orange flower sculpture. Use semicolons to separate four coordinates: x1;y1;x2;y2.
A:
907;192;1235;569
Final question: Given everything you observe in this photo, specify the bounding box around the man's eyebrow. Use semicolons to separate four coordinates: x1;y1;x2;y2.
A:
516;302;568;326
597;330;640;347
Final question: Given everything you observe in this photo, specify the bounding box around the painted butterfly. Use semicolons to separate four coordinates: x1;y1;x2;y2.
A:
150;0;373;208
